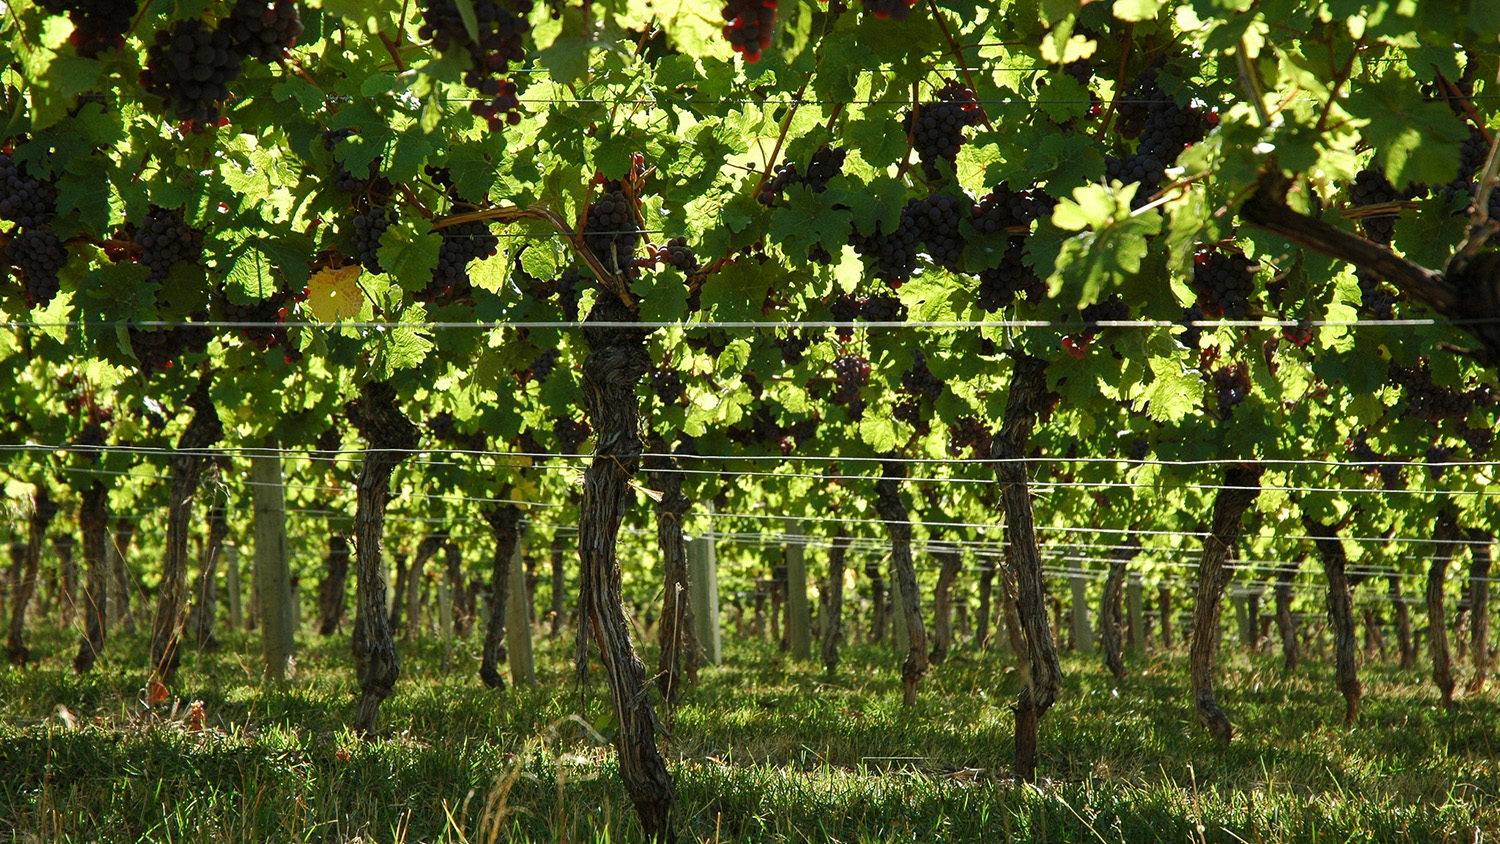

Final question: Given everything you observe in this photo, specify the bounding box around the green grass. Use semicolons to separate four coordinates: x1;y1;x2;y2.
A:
2;622;1497;842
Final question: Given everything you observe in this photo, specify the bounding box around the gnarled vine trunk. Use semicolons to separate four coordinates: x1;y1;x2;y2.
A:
350;381;420;735
1188;465;1262;742
990;353;1062;781
874;463;928;706
549;532;565;638
403;533;447;641
149;385;223;682
318;534;352;636
110;517;137;634
647;448;697;702
1101;538;1140;681
1467;529;1492;694
976;557;996;648
929;525;963;666
74;482;109;673
54;534;77;630
576;299;675;842
8;486;58;665
1304;519;1361;723
481;504;521;689
865;560;887;643
821;527;849;673
445;540;470;637
189;497;229;648
1274;558;1301;671
1390;573;1415;669
1427;509;1459;708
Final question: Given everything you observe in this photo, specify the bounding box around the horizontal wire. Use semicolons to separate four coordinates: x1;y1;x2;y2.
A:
0;316;1474;330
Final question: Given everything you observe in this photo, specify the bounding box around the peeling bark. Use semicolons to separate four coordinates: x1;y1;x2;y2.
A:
646;447;697;702
1188;465;1262;742
1304;519;1361;723
874;462;928;706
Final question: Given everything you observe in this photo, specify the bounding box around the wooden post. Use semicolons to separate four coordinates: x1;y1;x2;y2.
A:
1231;590;1251;649
438;577;453;641
225;544;243;632
689;516;722;665
785;520;811;660
1071;573;1095;654
1126;573;1145;653
891;570;909;654
506;540;536;686
252;450;296;681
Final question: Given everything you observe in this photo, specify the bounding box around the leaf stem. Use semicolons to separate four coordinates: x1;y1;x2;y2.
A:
925;0;993;132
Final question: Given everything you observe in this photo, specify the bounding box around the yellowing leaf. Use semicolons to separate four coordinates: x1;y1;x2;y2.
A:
306;265;364;322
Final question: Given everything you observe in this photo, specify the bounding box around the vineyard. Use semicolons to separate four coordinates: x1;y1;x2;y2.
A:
3;0;1500;840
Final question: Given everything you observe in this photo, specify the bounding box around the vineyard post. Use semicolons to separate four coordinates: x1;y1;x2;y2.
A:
785;519;811;660
1126;573;1145;654
225;544;242;632
1231;591;1251;651
251;448;295;682
688;511;721;666
73;481;108;674
506;538;537;687
1070;573;1095;655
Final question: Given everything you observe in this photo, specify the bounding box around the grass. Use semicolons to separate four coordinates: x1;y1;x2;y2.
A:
1;621;1497;842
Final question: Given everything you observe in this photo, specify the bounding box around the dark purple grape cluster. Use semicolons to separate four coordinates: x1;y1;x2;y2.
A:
224;0;302;63
222;284;303;362
1192;247;1257;319
974;239;1043;311
422;219;498;302
774;330;811;365
135;206;204;284
1354;269;1396;320
555;268;582;321
728;402;783;447
1080;294;1129;336
651;366;685;404
140;19;244;128
892;396;928;435
1347;430;1404;488
584;181;640;276
351;205;395;274
1348;168;1410;244
652;236;700;275
1212;363;1251;416
1426;443;1452;481
39;0;139;57
849;208;919;283
1105;152;1165;208
127;324;211;375
947;415;992;457
830;354;871;405
900;350;944;399
1115;71;1167;139
1459;422;1493;456
1177;303;1205;348
758;146;847;206
721;0;777;63
907;194;966;269
860;0;919;19
861;292;907;323
0;150;58;229
830;293;861;336
971;183;1053;234
322;128;374;195
904;81;983;180
528;348;558;383
3;227;68;307
314;424;341;456
553;416;592;453
418;0;532;130
1389;361;1492;424
1136;103;1212;162
427;411;456;441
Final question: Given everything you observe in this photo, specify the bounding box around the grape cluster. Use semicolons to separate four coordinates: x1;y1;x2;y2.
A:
584;181;641;276
1426;443;1453;481
3;228;68;307
525;348;558;383
651;236;700;275
830;354;871;406
972;183;1053;234
128;324;211;375
1136;102;1212;162
423;219;498;302
39;0;138;57
1105;152;1165;208
900;350;944;399
1389;361;1492;424
351;205;395;274
0;151;58;229
904;81;983;180
553;416;592;453
140;19;244;129
135;206;204;283
322;129;378;196
651;366;685;405
1211;364;1251;416
758;146;847;206
774;330;811;365
1192;247;1257;319
1177;304;1205;348
849;209;919;283
947;416;992;457
418;0;532;130
1080;294;1129;336
1115;70;1167;139
721;0;777;63
1347;430;1404;488
1347;168;1411;244
224;0;302;64
555;268;583;321
974;239;1043;311
860;0;919;19
427;411;456;441
861;292;907;323
1354;269;1396;320
907;194;966;270
222;283;304;362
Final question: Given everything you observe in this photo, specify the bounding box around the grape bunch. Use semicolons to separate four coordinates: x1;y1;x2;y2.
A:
775;330;811;365
721;0;777;63
1136;103;1213;162
651;236;701;275
0;150;58;229
904;81;983;180
728;402;783;447
1389;361;1491;424
1192;247;1258;319
830;354;871;405
351;205;395;274
849;208;919;284
1080;294;1129;336
1354;269;1396;321
1347;430;1404;488
127;324;211;375
900;350;944;399
527;348;558;383
1348;168;1411;244
860;0;919;19
651;366;685;405
553;416;592;453
758;146;847;206
418;0;532;130
972;183;1054;234
38;0;138;58
555;268;583;321
1105;152;1165;208
3;227;68;308
908;194;966;270
830;293;861;337
322;128;377;195
423;219;498;302
947;416;992;457
892;396;929;435
974;239;1043;311
1115;70;1168;139
1426;443;1453;481
134;206;204;284
861;292;907;323
1177;304;1205;348
222;284;303;362
224;0;302;63
583;181;641;276
1211;363;1251;416
139;19;244;129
